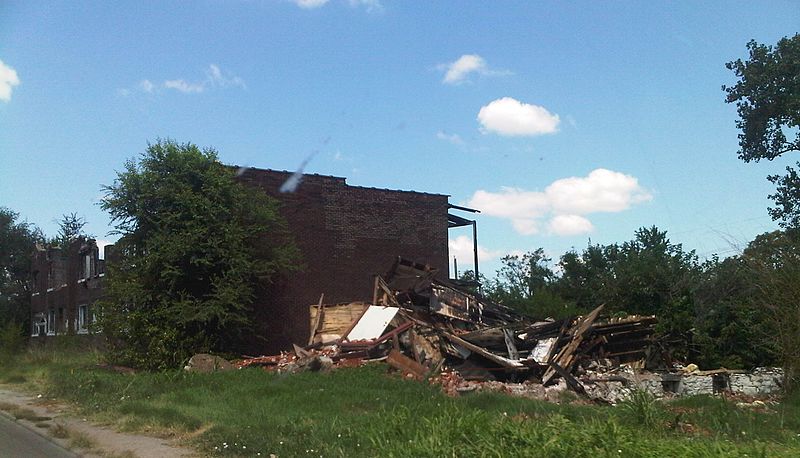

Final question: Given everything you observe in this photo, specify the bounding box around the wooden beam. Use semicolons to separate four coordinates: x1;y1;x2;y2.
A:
541;304;604;385
308;293;325;346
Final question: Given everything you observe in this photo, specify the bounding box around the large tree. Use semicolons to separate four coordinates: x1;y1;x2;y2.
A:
100;140;298;369
739;230;800;388
0;208;42;334
724;34;800;227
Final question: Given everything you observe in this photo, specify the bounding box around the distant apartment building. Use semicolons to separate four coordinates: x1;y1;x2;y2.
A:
30;238;109;337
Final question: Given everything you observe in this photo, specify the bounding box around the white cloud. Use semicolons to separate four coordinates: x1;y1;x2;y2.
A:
466;168;652;237
439;54;510;85
0;59;20;102
545;168;653;215
547;215;594;236
139;79;155;93
442;54;485;84
469;187;549;220
449;235;500;269
293;0;329;8
349;0;382;12
512;218;541;236
207;64;246;89
164;79;205;93
126;65;245;95
436;131;464;145
291;0;380;11
477;97;560;136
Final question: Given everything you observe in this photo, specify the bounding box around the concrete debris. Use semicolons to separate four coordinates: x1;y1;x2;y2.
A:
235;257;786;404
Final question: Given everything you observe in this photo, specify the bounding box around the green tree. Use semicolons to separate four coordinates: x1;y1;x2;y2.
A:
99;140;299;369
613;226;699;317
486;249;579;319
693;255;777;370
493;249;555;302
52;212;89;248
556;227;700;360
739;230;800;388
557;243;618;310
0;208;43;337
724;34;800;227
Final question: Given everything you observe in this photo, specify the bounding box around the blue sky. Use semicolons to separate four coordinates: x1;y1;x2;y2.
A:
1;1;798;276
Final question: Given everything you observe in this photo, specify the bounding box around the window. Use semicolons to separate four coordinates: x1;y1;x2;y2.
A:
47;309;56;335
82;252;94;279
32;314;46;337
77;304;89;334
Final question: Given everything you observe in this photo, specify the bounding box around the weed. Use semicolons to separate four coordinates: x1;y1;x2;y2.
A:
68;431;96;450
51;423;69;438
619;388;662;429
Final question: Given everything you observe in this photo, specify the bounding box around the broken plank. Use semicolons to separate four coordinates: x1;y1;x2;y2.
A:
387;349;428;380
503;328;519;360
542;304;604;385
308;294;325;346
549;361;585;394
442;332;525;369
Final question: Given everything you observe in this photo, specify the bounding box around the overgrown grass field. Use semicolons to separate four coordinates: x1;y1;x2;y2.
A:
2;346;800;457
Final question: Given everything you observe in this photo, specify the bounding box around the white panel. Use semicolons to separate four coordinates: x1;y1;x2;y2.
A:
345;306;400;341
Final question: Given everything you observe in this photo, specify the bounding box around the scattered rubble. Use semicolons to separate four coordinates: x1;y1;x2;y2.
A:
236;257;786;403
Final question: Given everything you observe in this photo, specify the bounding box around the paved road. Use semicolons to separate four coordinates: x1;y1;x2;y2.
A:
0;414;76;458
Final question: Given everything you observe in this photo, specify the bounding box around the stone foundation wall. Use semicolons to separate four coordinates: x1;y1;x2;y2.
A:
634;367;784;398
728;367;784;396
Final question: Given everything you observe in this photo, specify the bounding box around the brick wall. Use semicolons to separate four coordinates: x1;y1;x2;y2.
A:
238;169;450;353
30;239;106;337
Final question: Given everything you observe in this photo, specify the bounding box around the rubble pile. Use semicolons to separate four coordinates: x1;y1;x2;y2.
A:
238;258;667;402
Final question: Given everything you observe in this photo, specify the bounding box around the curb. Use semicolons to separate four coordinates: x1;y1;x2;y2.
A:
0;397;79;457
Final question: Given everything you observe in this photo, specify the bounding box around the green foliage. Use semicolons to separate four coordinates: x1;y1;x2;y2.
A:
724;34;800;227
0;321;26;364
4;348;800;457
0;207;43;334
739;230;800;389
482;249;581;319
51;212;89;248
693;256;778;370
99;139;299;370
619;388;662;429
555;226;701;359
493;248;555;302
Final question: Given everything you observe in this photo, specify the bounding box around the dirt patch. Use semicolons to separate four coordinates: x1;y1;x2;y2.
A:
0;386;197;458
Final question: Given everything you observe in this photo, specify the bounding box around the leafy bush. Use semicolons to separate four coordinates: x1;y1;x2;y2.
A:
0;321;26;361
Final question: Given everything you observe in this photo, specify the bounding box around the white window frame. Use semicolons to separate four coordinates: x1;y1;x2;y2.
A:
77;304;89;334
32;313;46;337
47;309;56;336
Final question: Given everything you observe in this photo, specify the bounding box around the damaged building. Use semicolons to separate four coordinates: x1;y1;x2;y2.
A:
29;238;110;338
236;168;478;353
30;168;480;353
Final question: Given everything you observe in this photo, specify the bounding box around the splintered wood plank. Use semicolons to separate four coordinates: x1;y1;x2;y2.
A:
503;328;519;360
308;294;325;345
541;304;604;386
387;349;428;380
442;332;525;368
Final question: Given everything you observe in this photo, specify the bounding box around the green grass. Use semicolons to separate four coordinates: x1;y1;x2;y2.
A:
2;346;800;457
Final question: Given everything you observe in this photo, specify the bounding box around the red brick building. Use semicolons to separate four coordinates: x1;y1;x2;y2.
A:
238;168;451;353
30;169;459;354
29;238;107;338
